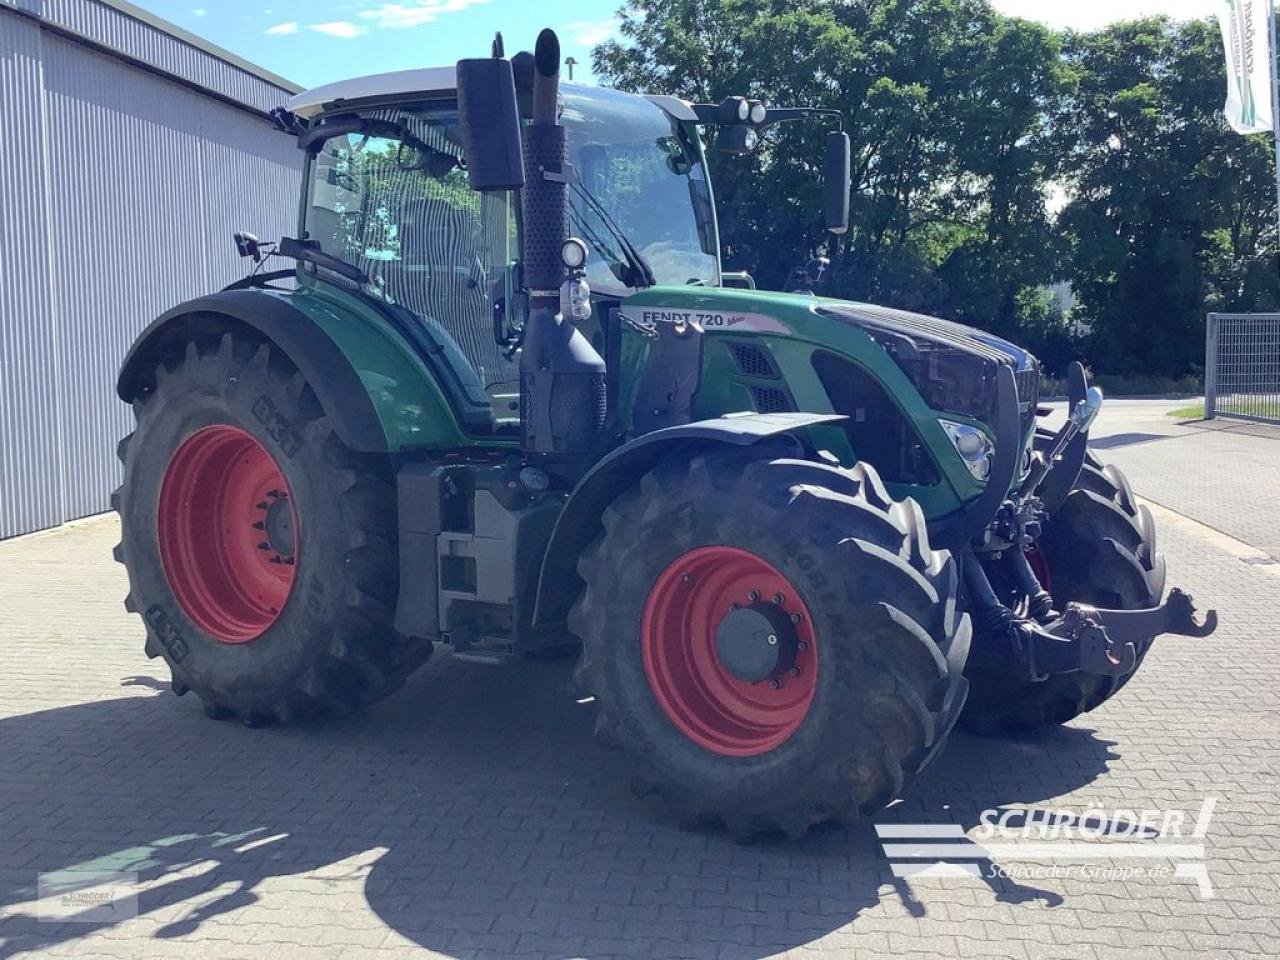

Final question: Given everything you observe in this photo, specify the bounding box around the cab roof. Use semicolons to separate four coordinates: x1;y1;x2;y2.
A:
286;68;697;122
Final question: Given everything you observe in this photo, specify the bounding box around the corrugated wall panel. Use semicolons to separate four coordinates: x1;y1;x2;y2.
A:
6;0;297;113
0;12;62;538
199;137;303;286
1;3;301;538
39;31;301;526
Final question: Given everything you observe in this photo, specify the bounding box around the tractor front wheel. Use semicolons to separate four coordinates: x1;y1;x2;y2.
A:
569;448;970;836
114;332;431;723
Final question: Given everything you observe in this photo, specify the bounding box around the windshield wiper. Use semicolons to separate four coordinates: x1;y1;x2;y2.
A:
278;236;368;286
568;182;656;288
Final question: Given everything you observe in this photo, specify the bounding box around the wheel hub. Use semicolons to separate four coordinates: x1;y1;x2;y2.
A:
714;602;797;683
262;493;296;558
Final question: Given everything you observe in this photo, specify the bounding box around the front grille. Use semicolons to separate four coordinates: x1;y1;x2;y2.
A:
1015;366;1039;433
751;386;793;413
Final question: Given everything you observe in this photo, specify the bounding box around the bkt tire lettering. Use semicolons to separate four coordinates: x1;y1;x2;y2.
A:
252;396;304;459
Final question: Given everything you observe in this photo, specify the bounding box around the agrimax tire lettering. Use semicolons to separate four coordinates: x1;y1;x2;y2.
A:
252;396;303;459
785;539;829;589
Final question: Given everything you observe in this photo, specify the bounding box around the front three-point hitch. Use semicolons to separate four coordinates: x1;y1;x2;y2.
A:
966;375;1218;683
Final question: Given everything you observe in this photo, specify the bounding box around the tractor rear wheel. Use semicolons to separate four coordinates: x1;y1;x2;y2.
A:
569;448;970;836
113;332;431;723
959;445;1165;734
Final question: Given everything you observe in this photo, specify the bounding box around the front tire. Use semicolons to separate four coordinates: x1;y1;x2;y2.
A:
114;332;431;723
569;448;970;836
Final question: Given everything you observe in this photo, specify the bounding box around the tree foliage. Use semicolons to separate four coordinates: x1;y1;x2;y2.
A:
594;0;1280;377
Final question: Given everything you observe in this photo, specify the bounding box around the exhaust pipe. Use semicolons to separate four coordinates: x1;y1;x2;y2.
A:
518;29;607;457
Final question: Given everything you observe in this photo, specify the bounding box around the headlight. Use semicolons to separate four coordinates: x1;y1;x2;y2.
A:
939;420;994;482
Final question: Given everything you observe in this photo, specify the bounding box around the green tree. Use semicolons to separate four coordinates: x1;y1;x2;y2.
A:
595;2;1280;379
595;0;1069;348
1057;17;1279;377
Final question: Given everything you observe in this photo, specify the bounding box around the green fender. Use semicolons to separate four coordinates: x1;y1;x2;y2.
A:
117;285;484;452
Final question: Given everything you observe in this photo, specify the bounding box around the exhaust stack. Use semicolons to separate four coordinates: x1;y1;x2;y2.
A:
518;29;607;457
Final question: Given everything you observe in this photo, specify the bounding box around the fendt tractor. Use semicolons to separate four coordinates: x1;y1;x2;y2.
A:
114;29;1217;836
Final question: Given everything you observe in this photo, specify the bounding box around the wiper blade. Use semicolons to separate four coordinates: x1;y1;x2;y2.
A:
569;182;656;288
279;236;368;285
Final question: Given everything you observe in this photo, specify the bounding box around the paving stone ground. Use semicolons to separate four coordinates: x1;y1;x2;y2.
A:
2;403;1278;960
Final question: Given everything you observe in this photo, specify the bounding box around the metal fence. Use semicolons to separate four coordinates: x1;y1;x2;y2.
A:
1205;313;1280;424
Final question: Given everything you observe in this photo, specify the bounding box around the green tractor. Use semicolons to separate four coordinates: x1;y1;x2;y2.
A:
114;30;1215;835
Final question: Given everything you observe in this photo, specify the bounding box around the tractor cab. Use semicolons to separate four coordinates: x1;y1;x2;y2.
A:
288;74;721;435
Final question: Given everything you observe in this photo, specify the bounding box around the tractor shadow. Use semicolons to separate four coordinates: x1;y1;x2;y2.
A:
0;657;1118;960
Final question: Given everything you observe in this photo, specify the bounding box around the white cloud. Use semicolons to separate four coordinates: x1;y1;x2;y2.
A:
309;21;370;39
991;0;1215;32
357;0;491;31
264;21;299;36
559;17;620;47
190;7;207;16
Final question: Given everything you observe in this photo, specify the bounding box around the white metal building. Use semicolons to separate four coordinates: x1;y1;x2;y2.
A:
1;0;302;538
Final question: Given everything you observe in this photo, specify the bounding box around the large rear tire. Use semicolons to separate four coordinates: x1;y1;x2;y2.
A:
114;332;431;724
960;444;1165;734
568;447;970;837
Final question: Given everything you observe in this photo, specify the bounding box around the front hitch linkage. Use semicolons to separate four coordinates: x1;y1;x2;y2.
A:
963;364;1218;682
1031;590;1218;680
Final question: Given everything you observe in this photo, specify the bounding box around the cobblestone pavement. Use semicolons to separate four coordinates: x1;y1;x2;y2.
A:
2;405;1278;960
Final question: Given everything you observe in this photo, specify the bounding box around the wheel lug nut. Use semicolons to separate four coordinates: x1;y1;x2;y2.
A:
772;593;785;605
257;542;271;551
791;665;802;677
790;613;802;625
797;640;809;652
770;678;784;690
766;634;778;646
748;590;761;602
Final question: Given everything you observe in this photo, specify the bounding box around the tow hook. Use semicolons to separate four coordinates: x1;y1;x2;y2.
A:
1026;589;1218;681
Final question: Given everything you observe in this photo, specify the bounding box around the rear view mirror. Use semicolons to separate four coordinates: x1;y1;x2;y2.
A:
823;131;850;235
456;54;525;191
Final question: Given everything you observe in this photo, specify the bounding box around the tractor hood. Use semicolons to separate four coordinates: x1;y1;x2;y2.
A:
619;285;1041;450
618;286;1033;369
811;301;1035;369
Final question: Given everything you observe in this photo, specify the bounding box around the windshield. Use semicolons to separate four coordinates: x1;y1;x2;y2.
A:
562;86;720;293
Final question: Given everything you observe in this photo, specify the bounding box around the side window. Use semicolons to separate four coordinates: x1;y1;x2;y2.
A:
305;109;519;393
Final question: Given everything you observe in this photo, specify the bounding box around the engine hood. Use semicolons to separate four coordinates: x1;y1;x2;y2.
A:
618;286;1034;369
814;301;1034;369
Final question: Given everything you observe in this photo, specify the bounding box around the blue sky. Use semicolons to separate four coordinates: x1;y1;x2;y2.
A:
136;1;1217;91
138;1;628;87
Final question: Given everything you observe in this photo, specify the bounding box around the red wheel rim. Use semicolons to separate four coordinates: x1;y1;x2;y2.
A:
157;425;299;644
641;546;818;757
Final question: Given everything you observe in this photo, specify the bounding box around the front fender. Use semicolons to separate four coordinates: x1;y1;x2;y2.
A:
531;412;845;628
